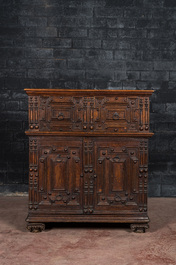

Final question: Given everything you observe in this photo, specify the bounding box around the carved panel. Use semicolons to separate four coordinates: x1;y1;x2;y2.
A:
83;139;95;214
139;97;149;132
28;95;150;133
29;137;38;210
29;96;39;130
138;140;148;213
39;96;73;131
38;137;83;212
94;138;140;213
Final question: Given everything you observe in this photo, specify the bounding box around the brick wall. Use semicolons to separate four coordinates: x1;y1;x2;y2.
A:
0;0;176;196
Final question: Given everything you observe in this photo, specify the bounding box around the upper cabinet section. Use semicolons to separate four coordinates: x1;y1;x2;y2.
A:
25;89;154;134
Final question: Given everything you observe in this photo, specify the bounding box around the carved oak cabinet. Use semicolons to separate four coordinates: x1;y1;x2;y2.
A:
25;89;154;233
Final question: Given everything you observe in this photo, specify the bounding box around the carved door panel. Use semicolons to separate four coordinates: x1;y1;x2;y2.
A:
37;137;83;213
93;138;145;214
93;96;141;133
38;96;96;132
39;96;75;132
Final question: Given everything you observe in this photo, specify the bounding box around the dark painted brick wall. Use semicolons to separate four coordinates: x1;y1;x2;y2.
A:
0;0;176;196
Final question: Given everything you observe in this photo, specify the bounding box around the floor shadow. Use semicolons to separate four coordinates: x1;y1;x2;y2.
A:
45;222;130;232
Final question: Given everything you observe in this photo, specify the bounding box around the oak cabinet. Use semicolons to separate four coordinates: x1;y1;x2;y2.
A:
25;89;154;233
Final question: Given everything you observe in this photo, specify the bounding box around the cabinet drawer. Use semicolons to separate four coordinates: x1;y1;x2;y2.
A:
28;94;150;133
96;96;139;133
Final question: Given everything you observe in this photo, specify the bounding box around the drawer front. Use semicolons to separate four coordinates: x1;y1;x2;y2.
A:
28;95;150;133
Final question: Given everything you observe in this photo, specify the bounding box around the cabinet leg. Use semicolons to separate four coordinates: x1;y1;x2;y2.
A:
130;223;149;233
26;223;45;233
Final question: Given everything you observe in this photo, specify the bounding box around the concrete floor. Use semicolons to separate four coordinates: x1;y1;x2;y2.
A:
0;197;176;265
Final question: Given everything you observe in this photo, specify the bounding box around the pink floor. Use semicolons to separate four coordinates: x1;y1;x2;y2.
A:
0;197;176;265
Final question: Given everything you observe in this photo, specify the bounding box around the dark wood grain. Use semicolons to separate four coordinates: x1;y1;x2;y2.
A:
25;89;154;233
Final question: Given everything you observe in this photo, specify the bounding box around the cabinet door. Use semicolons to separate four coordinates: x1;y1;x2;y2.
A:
93;138;148;214
35;137;83;213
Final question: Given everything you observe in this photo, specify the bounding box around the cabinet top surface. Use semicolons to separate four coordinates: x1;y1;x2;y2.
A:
24;89;154;96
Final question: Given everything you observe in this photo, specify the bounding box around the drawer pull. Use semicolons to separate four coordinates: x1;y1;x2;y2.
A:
113;112;119;120
90;125;94;130
83;125;87;129
57;113;64;120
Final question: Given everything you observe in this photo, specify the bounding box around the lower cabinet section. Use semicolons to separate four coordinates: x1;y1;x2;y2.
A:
26;136;150;233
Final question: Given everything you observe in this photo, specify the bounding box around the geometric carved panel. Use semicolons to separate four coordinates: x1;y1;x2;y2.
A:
38;137;83;212
94;138;140;213
27;95;150;133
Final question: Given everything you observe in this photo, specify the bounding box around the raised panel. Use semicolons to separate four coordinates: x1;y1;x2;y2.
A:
99;97;139;133
27;93;150;133
94;138;140;213
111;161;124;192
37;137;83;212
39;96;74;131
50;154;67;190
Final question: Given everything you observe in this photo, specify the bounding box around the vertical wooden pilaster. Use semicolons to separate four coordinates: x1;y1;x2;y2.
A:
29;96;39;130
29;137;38;210
83;138;94;214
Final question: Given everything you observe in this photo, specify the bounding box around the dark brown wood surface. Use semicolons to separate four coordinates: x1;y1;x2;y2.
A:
25;89;154;233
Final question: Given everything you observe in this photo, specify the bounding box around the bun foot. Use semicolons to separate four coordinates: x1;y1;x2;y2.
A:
27;223;45;232
130;223;149;233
